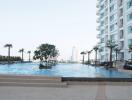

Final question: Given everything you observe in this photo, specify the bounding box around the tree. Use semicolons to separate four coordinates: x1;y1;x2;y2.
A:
27;51;31;62
129;44;132;62
4;44;13;63
93;46;99;65
33;44;59;67
80;51;86;64
87;50;93;64
106;40;118;68
19;48;24;62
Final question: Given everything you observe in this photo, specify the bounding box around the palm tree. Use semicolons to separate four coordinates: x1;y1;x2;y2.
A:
27;51;31;62
129;44;132;62
114;47;121;61
87;50;93;64
19;48;24;62
80;51;86;64
4;44;13;63
93;46;99;65
106;40;118;68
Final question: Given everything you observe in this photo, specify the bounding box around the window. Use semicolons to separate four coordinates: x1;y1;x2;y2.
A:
120;52;124;60
101;38;105;43
99;47;104;52
127;0;132;9
128;39;132;45
110;14;114;22
128;25;132;33
120;41;124;49
100;12;104;19
120;30;124;39
105;27;108;33
110;34;115;40
119;8;123;17
110;0;113;3
119;19;123;28
112;55;115;61
101;21;104;26
101;55;105;61
110;24;115;31
127;12;132;21
101;30;104;34
119;0;123;7
104;17;108;25
110;5;114;12
100;4;104;10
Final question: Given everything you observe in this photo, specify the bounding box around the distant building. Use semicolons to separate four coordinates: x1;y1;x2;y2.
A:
71;46;79;62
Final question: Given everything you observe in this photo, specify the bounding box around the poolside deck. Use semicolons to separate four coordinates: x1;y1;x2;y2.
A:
0;74;132;100
0;83;132;100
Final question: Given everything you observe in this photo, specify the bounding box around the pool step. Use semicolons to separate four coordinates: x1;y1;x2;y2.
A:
0;78;62;83
0;75;67;87
0;82;67;87
0;75;62;80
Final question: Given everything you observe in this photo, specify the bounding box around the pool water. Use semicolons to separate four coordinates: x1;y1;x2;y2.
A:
0;62;132;78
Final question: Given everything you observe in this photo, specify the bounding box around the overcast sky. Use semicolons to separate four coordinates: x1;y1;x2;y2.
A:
0;0;98;61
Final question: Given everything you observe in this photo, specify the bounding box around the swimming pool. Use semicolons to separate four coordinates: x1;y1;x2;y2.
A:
0;62;132;78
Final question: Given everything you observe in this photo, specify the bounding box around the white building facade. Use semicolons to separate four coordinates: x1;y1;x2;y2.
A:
96;0;132;62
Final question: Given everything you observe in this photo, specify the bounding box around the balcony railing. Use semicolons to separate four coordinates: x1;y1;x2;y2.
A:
96;10;99;15
96;3;99;8
97;34;101;38
96;18;100;23
118;0;123;7
96;26;100;31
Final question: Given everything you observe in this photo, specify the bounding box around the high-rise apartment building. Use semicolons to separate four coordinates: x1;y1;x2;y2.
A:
71;47;79;62
96;0;132;62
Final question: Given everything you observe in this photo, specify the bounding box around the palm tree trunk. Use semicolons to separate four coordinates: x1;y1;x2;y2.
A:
29;53;30;62
88;53;90;64
131;53;132;62
95;51;97;65
8;47;10;64
116;51;118;61
22;52;23;62
82;55;84;64
110;47;113;68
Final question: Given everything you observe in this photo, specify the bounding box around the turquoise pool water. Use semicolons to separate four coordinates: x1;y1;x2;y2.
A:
0;62;132;78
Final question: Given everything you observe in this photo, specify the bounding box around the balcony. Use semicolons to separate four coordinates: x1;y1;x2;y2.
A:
119;30;124;39
118;8;123;17
96;26;100;31
97;34;101;38
118;0;123;7
96;18;99;23
96;10;99;15
119;41;124;50
119;19;123;28
96;3;99;8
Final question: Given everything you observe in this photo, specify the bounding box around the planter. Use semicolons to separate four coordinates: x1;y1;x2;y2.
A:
39;64;52;69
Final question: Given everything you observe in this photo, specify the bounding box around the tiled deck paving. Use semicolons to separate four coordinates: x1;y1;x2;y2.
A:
0;83;132;100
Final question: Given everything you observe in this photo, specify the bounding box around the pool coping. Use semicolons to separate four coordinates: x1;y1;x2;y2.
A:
62;77;132;82
0;74;132;82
